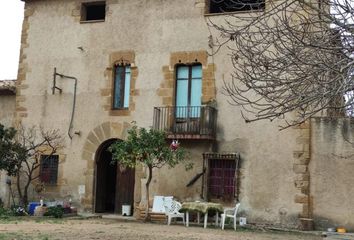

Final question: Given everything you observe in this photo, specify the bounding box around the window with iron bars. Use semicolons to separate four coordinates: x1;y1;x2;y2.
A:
208;0;265;14
204;153;240;201
40;155;59;185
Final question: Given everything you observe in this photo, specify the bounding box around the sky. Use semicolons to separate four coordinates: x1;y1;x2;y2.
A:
0;1;24;80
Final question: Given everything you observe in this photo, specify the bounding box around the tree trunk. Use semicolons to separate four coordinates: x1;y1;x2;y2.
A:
16;172;23;206
23;183;30;207
144;165;153;222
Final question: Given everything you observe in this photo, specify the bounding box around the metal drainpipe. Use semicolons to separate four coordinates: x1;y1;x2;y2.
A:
52;68;78;139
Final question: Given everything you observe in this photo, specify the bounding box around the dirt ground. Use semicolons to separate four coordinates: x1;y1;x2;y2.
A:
0;218;322;240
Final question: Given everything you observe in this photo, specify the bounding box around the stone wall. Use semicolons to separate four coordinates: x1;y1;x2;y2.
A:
310;117;354;231
0;82;16;207
16;0;302;226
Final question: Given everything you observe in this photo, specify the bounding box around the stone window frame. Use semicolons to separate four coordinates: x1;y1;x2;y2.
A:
101;51;139;117
159;51;216;107
112;64;131;110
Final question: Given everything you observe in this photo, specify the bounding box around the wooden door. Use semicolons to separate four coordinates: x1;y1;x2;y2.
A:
114;165;135;214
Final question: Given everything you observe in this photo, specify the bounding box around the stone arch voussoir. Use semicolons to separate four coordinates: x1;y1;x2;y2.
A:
81;121;132;211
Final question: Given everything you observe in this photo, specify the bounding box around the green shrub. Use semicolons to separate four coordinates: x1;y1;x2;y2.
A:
0;206;16;217
44;206;64;218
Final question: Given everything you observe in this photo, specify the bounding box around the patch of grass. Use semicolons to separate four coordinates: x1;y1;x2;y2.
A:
0;232;53;240
34;217;64;224
0;216;27;224
0;232;27;240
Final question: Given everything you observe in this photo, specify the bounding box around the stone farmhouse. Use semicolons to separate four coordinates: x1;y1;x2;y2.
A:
0;0;353;230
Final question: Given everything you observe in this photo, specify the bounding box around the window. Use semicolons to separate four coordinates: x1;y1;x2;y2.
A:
81;1;106;21
208;159;237;200
208;0;265;14
113;64;131;109
40;155;59;185
175;64;202;118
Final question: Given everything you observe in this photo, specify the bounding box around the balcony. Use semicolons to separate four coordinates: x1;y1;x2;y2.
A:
153;106;217;140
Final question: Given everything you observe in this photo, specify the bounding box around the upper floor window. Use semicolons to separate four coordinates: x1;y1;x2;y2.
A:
81;1;106;22
175;64;202;118
40;155;59;185
113;65;131;109
208;0;265;14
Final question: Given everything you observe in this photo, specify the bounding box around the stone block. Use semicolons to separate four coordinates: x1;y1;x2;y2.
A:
301;203;311;218
131;68;139;78
293;151;309;159
294;180;309;189
162;65;170;73
293;121;310;129
157;88;172;97
100;89;111;97
83;140;97;154
301;186;309;195
131;89;140;96
109;109;130;116
293;164;307;173
111;122;123;137
94;125;105;141
16;106;27;112
293;156;310;165
82;150;94;161
294;173;310;181
87;132;100;146
162;96;173;105
294;194;308;204
296;137;310;144
101;122;112;139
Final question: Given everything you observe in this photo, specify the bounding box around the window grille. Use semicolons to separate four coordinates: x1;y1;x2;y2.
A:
40;155;59;185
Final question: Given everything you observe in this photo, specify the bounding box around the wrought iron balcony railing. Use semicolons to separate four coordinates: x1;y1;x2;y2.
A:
153;106;217;140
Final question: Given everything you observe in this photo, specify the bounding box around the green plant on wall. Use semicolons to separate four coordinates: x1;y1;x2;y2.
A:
109;125;192;222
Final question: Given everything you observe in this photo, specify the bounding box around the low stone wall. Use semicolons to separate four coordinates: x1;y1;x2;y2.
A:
310;117;354;231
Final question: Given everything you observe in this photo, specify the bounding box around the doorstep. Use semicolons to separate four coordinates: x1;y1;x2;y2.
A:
323;232;354;239
101;214;136;221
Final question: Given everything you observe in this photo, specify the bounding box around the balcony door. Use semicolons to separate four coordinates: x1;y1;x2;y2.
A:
175;64;202;118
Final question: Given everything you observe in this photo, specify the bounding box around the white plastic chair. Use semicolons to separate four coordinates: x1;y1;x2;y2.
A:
221;203;241;230
163;198;185;225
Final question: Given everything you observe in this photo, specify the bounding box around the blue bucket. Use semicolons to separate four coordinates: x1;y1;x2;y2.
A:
28;202;40;215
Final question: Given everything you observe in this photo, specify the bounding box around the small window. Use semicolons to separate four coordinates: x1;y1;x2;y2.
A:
40;155;59;185
113;64;131;109
208;0;265;14
81;1;106;21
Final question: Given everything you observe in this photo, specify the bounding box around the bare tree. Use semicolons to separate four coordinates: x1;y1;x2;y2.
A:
0;124;63;206
208;0;354;129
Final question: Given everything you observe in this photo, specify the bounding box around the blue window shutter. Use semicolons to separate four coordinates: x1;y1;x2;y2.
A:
123;66;131;108
114;66;124;108
190;65;202;106
176;66;189;117
190;65;202;117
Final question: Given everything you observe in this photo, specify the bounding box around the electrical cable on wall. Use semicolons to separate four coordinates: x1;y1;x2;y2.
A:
52;67;78;139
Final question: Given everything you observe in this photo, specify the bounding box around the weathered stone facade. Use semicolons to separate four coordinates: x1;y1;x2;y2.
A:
0;80;16;207
4;0;351;230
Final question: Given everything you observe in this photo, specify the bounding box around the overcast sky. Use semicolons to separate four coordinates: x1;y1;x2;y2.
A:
0;1;24;80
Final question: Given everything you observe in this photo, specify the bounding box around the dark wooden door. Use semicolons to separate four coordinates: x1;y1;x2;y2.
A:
114;165;135;214
95;148;117;213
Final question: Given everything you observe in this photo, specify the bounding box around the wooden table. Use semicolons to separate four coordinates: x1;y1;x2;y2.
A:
181;202;223;228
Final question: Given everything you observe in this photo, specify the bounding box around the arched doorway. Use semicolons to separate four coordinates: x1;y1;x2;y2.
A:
94;139;135;214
